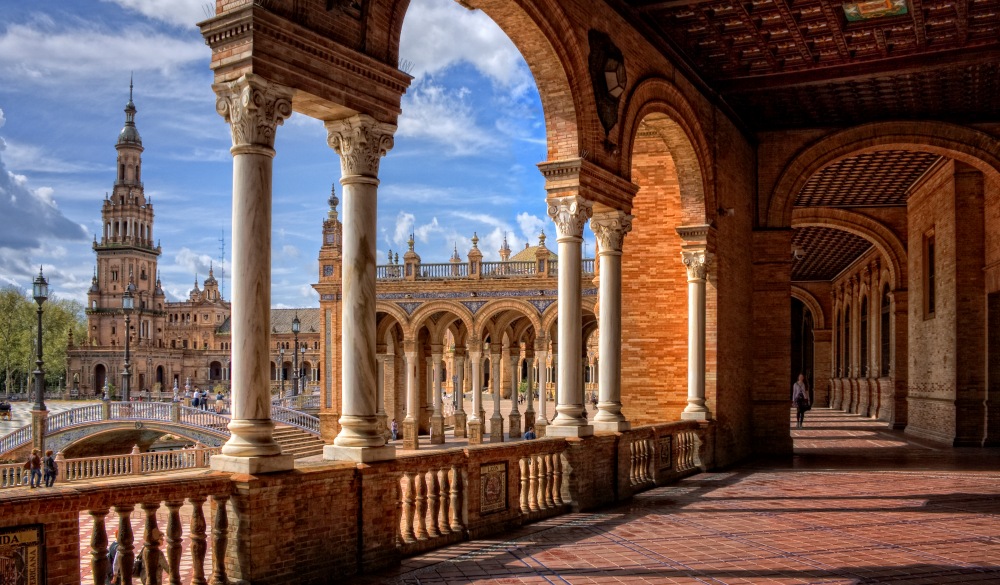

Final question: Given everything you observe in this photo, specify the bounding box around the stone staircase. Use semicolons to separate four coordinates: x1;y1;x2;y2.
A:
273;425;325;458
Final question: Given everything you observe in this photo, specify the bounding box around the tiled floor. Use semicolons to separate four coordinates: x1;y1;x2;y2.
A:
363;408;1000;585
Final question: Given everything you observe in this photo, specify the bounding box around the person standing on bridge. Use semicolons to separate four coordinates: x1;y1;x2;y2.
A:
43;450;57;487
24;448;41;488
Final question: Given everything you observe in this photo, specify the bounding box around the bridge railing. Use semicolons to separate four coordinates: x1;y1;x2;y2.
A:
179;406;230;433
0;424;31;455
271;405;320;435
111;401;172;420
45;403;104;433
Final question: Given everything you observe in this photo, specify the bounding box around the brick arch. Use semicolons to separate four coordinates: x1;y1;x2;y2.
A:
376;303;411;338
377;0;591;161
767;121;1000;228
790;285;826;330
405;300;474;342
617;76;713;223
792;207;907;290
474;300;541;341
539;296;596;336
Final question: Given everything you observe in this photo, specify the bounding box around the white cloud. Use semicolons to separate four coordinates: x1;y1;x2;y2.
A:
397;80;499;156
2;140;110;174
101;0;210;28
281;245;300;259
414;217;441;243
390;211;416;250
516;212;546;242
401;0;533;94
173;247;214;276
0;21;206;86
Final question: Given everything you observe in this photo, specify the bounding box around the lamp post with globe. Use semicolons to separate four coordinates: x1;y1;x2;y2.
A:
32;267;48;411
291;314;300;397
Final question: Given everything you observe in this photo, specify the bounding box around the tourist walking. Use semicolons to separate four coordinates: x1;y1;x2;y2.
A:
43;450;57;487
135;528;170;585
792;374;810;428
108;530;119;584
390;418;399;441
25;448;42;488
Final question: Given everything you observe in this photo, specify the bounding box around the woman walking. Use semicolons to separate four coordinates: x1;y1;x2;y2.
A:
792;374;810;429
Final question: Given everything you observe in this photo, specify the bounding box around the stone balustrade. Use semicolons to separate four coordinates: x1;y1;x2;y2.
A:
375;258;596;281
271;405;320;434
0;421;712;583
0;445;220;489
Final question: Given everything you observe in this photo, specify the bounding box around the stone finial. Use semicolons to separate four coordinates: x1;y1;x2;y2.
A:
407;232;415;251
388;249;393;264
471;232;479;249
499;232;511;261
394;252;399;264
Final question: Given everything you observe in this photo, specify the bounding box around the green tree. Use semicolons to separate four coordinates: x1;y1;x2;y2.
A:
0;286;33;394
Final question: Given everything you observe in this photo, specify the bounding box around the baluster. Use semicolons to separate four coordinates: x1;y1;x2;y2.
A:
413;472;427;540
89;508;110;585
188;496;208;585
519;458;530;514
552;454;563;506
448;466;462;532
400;472;416;543
165;500;183;585
543;454;554;508
209;495;229;585
425;470;440;538
115;504;135;585
629;441;638;485
535;454;547;510
141;502;164;585
640;440;649;483
646;439;655;483
437;468;450;535
528;456;539;512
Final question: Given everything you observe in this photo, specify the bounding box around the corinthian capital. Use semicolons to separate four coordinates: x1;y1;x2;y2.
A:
214;74;293;152
325;115;396;179
590;211;633;253
681;250;710;281
547;196;593;241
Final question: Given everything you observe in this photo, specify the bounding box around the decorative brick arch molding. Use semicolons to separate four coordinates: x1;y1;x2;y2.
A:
790;285;825;330
474;299;543;342
766;121;1000;228
617;76;714;223
791;208;908;290
405;301;474;343
379;0;591;161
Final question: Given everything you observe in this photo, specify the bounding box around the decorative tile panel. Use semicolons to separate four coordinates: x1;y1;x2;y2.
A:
480;462;508;514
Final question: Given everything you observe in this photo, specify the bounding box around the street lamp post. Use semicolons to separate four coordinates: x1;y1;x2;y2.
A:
122;282;135;402
279;347;285;398
292;313;300;397
300;346;306;395
32;267;48;411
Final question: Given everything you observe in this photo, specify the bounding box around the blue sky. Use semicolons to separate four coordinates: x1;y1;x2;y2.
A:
0;0;595;308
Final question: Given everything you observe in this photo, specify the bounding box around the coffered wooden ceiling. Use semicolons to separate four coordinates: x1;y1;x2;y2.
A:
791;226;873;280
795;150;941;206
619;0;1000;129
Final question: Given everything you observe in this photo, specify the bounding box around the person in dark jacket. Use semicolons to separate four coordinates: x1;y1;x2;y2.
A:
43;450;57;487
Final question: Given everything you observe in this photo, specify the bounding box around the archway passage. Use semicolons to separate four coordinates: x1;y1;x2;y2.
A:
94;365;107;394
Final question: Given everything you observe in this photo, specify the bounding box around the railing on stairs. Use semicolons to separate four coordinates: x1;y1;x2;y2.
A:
271;406;320;435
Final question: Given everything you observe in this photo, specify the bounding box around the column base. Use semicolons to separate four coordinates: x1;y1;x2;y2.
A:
376;412;389;442
508;413;522;439
535;419;548;438
210;454;294;474
468;420;483;445
453;411;468;438
545;424;594;438
523;411;535;434
489;414;505;443
593;421;631;432
681;411;710;421
402;420;419;450
323;444;396;463
430;415;445;445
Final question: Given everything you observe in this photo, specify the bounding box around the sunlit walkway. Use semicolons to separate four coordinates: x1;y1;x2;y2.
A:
362;409;1000;584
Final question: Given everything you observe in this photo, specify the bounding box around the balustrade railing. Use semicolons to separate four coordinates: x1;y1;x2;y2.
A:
481;260;535;277
581;258;595;273
111;401;172;420
377;265;404;279
179;406;230;432
272;405;321;435
46;404;104;433
398;459;465;550
0;461;27;488
418;262;468;278
0;424;31;454
628;437;655;487
518;445;565;516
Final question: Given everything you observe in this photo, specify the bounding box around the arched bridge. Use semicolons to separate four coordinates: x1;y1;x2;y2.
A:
0;402;320;459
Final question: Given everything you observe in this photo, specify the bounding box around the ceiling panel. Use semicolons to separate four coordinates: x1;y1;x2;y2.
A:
792;226;873;280
795;150;942;207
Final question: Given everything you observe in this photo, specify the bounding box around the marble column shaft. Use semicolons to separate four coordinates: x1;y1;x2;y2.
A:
212;74;292;471
546;196;593;437
469;350;482;422
536;350;549;424
681;249;710;420
591;211;632;430
326;115;396;459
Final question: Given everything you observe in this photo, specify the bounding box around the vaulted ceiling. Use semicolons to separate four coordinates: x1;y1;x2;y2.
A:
618;0;1000;130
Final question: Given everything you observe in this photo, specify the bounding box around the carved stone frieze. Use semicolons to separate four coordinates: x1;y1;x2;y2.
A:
325;114;396;178
547;196;593;241
590;211;633;253
214;74;293;151
681;250;710;281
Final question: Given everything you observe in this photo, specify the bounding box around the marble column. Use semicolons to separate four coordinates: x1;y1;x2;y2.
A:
591;211;632;431
535;347;549;437
403;342;419;450
681;248;711;420
468;343;483;444
430;348;445;444
376;354;388;443
546;196;593;437
508;351;522;438
324;114;397;462
490;348;504;442
453;351;467;438
211;74;293;473
524;348;535;432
